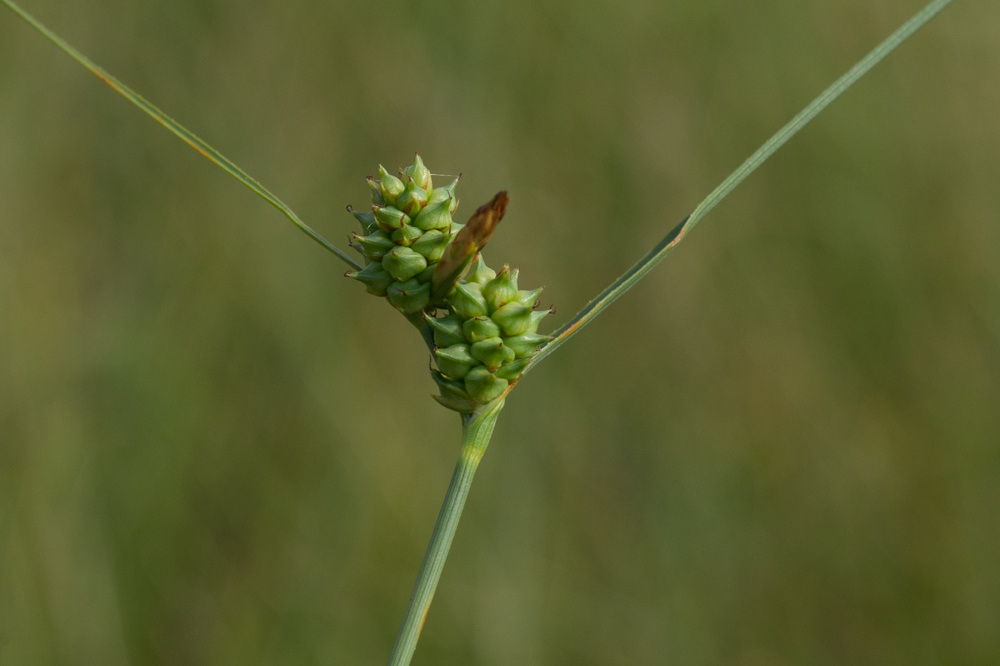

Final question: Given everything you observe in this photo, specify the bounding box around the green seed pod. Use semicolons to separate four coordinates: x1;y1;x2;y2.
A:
490;302;532;336
526;308;551;334
425;312;466;348
449;282;488;319
427;176;460;213
390;224;423;247
347;263;393;296
412;199;453;232
464;366;508;403
352;230;395;260
367;176;386;206
416;264;436;283
462;316;501;343
515;287;543;309
378;165;405;205
382;246;428;281
402;153;433;191
373;205;410;232
395;177;428;217
411;229;450;263
465;255;496;286
435;343;477;379
494;358;530;382
470;337;515;372
431;370;476;405
350;206;378;234
482;266;519;312
386;278;430;313
502;332;551;359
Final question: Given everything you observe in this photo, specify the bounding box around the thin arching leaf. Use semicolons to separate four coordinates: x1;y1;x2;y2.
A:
1;0;361;270
524;0;954;375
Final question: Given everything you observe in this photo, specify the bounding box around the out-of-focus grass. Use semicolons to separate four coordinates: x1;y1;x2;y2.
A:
1;1;997;664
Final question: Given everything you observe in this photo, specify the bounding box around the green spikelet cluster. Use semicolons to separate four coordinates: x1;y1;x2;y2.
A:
347;155;552;413
347;154;461;313
426;256;552;411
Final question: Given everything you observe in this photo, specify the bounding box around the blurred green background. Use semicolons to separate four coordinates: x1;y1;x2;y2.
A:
1;0;997;664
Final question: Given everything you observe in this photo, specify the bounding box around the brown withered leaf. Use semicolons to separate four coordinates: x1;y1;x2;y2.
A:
430;191;508;304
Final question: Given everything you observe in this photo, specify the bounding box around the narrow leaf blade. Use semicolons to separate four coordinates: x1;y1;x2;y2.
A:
1;0;361;270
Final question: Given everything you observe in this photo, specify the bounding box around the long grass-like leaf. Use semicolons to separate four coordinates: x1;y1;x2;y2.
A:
525;0;954;374
1;0;362;270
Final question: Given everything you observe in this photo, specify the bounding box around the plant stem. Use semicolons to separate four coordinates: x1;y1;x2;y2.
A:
387;399;504;666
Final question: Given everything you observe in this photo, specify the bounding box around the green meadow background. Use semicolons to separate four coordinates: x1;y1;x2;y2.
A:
1;1;997;664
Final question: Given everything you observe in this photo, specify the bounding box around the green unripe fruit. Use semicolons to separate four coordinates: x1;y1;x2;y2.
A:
367;176;386;206
449;282;488;319
427;177;460;213
411;229;450;263
431;371;476;413
395;178;428;217
350;206;378;234
391;225;423;247
495;358;530;381
412;200;453;231
402;153;433;191
526;308;551;334
416;264;436;283
353;230;395;260
515;288;543;309
462;316;501;343
466;255;496;286
378;165;405;205
425;313;466;348
435;343;477;379
470;337;515;372
502;332;551;358
464;366;508;403
490;302;532;336
347;263;393;296
373;205;410;232
382;246;427;281
482;266;519;312
386;278;430;313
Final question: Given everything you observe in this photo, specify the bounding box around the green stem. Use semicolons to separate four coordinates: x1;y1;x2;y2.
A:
387;399;504;666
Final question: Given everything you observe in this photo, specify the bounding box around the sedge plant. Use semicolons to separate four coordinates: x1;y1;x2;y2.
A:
1;0;955;663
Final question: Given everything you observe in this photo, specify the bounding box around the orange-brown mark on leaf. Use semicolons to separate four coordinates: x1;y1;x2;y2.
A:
418;595;434;636
431;191;508;303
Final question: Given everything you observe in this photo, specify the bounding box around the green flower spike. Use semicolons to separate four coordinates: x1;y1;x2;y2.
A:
430;371;476;413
